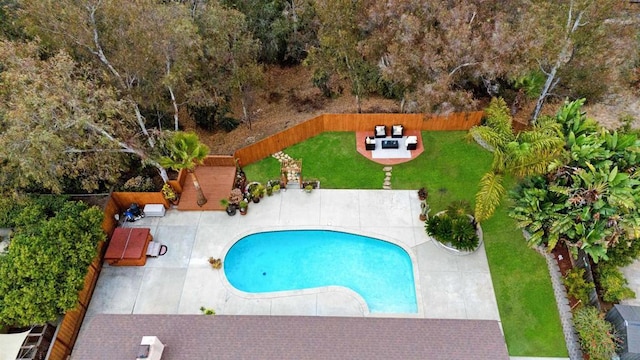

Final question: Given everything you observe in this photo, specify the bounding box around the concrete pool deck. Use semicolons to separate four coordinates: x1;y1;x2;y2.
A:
83;189;500;325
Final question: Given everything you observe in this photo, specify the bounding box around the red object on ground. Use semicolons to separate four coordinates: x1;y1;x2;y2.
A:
104;228;153;266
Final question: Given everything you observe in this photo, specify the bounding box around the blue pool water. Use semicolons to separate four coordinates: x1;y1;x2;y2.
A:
224;230;417;313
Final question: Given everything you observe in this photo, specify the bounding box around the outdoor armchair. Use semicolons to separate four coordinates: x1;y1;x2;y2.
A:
365;136;376;150
392;125;404;138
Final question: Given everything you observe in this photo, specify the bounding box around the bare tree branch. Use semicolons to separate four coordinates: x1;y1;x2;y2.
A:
449;61;480;77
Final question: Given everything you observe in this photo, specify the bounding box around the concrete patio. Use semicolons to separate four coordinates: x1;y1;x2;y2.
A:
82;189;500;328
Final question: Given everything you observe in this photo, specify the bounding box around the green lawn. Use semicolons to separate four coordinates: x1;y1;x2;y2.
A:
244;131;567;357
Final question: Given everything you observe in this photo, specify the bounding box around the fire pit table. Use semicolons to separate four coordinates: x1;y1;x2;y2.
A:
381;139;399;149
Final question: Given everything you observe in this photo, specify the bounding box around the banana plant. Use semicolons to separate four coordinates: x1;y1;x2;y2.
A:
510;98;640;262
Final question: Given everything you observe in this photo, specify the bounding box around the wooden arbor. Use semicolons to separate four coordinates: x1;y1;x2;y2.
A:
280;158;303;188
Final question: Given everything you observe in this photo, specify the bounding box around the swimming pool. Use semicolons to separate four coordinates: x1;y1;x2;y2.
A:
224;230;417;313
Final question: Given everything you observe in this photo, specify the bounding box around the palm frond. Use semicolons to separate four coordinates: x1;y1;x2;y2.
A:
468;126;507;152
474;172;505;222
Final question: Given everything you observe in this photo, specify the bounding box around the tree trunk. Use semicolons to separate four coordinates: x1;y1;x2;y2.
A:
241;86;250;129
189;169;207;206
531;6;584;124
83;122;167;182
166;60;180;131
356;94;362;114
89;3;154;147
168;85;179;131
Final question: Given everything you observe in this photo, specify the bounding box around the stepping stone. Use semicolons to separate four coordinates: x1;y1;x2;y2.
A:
383;185;392;190
383;180;391;186
385;172;392;177
382;166;392;172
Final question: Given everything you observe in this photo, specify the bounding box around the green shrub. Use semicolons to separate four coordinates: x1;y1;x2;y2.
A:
572;306;619;360
122;176;155;192
450;217;480;251
596;263;636;303
0;196;24;228
426;205;479;252
606;237;640;267
562;268;594;306
514;70;545;99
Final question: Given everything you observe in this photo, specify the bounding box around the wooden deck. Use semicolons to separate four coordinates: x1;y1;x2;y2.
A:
356;130;424;165
177;166;236;211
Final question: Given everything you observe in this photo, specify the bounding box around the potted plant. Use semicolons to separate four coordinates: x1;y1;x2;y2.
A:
419;200;430;221
252;183;265;200
272;184;281;193
199;306;216;315
246;182;264;203
220;199;236;216
418;187;428;201
266;185;273;196
162;183;180;205
239;200;248;215
208;257;222;269
304;184;313;193
229;188;242;204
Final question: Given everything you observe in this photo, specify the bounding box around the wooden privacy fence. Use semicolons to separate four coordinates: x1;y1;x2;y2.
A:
110;191;169;209
234;112;483;166
48;198;119;359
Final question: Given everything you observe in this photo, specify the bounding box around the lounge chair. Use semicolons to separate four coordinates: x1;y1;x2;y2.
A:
374;125;386;138
365;136;376;150
392;125;404;138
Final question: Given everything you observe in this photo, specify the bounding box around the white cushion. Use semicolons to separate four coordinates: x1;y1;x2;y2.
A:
393;125;403;135
406;136;417;144
365;137;375;144
375;126;385;136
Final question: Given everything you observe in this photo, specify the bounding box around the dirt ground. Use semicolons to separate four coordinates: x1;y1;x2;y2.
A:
196;66;640;155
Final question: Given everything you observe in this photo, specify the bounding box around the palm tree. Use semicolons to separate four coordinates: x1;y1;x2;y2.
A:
470;97;565;222
159;131;210;207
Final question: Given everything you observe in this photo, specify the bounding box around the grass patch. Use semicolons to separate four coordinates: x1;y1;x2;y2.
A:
393;131;492;212
484;204;567;356
243;130;567;356
242;156;280;184
245;132;384;188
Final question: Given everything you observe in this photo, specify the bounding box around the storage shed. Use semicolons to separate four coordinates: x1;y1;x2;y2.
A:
606;304;640;360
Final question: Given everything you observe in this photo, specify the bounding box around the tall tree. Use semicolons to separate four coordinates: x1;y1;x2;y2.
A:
310;0;376;113
19;0;200;131
221;0;319;64
528;0;628;123
0;40;168;193
361;0;530;113
160;132;210;207
0;197;104;326
189;1;262;129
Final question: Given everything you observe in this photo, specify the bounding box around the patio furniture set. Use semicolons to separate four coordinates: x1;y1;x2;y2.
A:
364;125;418;151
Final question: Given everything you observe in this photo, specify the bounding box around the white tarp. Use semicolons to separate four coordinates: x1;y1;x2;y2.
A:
0;330;30;360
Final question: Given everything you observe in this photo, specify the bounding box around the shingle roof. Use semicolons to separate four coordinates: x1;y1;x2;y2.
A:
71;314;509;360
